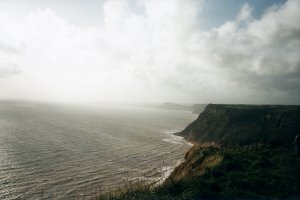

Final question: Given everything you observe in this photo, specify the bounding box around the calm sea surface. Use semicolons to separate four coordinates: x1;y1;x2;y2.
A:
0;101;197;199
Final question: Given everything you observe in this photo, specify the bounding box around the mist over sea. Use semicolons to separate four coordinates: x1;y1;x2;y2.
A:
0;101;196;199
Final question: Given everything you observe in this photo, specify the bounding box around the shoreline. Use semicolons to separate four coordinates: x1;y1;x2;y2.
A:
155;133;195;186
123;133;195;189
95;133;193;196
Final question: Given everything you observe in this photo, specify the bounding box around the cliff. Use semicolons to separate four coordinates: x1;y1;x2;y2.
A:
178;104;300;147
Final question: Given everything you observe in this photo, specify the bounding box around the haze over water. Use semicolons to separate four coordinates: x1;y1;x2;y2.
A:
0;101;196;199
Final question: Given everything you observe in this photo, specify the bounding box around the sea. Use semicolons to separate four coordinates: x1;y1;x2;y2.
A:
0;101;197;199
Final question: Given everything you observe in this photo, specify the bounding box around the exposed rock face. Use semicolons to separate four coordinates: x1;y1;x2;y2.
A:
178;104;300;146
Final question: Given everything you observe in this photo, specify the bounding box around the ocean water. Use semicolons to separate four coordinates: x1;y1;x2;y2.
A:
0;101;197;199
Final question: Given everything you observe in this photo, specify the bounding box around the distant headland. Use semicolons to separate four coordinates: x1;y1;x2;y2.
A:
153;102;207;114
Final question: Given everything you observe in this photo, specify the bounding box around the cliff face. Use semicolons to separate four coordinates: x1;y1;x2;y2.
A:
178;104;300;146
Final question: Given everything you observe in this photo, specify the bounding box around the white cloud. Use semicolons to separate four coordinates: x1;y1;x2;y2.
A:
0;64;21;78
237;4;253;24
0;0;299;104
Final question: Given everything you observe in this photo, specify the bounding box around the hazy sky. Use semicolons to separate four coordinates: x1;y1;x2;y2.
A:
0;0;299;104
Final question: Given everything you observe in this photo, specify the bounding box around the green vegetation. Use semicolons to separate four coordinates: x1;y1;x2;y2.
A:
165;145;300;199
99;145;300;199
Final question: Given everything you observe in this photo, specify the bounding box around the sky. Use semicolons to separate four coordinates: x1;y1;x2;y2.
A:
0;0;299;104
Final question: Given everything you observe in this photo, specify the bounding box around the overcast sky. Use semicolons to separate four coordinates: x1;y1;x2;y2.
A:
0;0;299;104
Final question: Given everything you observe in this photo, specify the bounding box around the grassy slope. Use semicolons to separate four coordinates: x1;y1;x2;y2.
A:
164;145;300;199
99;145;300;199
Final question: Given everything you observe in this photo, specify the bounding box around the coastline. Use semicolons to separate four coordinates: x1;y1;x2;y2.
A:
156;133;195;185
97;132;195;195
124;133;195;189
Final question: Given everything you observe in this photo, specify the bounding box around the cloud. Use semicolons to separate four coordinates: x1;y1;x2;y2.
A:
0;41;22;54
0;64;21;78
237;3;253;24
0;0;299;104
204;0;300;103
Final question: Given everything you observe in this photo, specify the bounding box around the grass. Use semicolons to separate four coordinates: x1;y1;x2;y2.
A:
98;144;300;199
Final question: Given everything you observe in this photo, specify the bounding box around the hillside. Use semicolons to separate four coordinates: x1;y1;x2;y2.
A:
178;104;300;147
163;144;300;199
